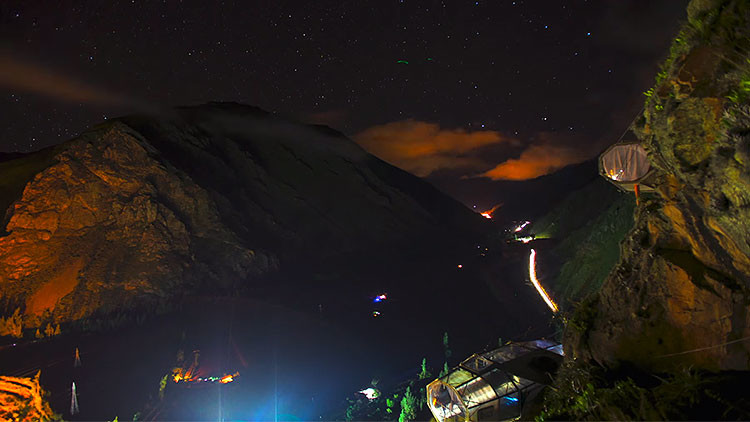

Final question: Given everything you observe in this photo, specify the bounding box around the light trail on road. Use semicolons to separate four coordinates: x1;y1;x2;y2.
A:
528;249;559;313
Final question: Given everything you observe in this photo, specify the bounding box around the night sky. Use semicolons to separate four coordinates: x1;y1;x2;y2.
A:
0;1;687;195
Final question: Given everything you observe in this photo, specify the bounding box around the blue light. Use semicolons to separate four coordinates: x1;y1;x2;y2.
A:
503;396;519;404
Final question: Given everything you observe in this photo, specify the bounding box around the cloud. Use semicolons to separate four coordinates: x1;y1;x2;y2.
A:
0;54;140;107
354;119;513;177
479;142;589;181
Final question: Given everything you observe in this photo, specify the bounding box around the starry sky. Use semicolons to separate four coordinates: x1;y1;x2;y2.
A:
0;0;688;203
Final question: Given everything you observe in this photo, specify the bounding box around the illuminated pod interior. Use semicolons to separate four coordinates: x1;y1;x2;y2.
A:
426;340;563;422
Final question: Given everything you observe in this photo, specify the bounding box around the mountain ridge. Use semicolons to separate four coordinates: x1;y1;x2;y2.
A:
0;103;488;327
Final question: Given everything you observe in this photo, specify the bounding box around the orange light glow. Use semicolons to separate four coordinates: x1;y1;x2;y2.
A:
529;249;558;313
354;120;511;177
479;204;501;219
480;142;588;181
220;372;239;384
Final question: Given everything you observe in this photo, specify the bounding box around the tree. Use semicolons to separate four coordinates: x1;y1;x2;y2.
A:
418;358;431;380
443;332;452;360
399;387;417;422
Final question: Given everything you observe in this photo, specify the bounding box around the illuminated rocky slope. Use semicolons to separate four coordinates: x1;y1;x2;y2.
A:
0;103;485;327
536;2;750;419
566;0;750;377
0;372;58;421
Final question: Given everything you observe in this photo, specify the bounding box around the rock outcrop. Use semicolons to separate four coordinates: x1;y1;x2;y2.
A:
567;0;750;372
0;103;485;326
0;372;58;421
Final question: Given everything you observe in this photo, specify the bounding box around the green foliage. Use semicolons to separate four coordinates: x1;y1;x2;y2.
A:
345;398;361;421
534;179;635;305
399;387;417;422
539;359;750;421
727;77;750;103
438;362;449;378
158;374;168;400
442;331;451;359
568;295;599;334
418;358;431;380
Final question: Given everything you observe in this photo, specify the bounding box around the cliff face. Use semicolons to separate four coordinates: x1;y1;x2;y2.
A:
567;0;750;372
0;103;485;326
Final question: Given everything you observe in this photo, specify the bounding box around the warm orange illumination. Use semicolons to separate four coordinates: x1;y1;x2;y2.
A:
529;249;558;313
219;373;238;384
479;204;501;219
481;143;587;181
0;372;55;421
354;120;511;176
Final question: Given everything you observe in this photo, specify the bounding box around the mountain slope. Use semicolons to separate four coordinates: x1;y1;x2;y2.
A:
0;103;487;326
533;178;636;304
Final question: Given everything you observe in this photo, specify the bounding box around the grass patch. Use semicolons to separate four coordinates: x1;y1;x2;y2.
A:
533;179;636;305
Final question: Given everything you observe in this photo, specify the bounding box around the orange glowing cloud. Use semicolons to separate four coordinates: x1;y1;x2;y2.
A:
480;143;588;181
355;120;512;177
0;54;139;107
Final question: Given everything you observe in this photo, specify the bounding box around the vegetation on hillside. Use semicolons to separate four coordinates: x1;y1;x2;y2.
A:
533;179;636;305
543;0;750;419
538;359;750;421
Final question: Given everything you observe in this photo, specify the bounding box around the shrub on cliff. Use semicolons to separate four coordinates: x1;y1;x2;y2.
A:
0;308;23;338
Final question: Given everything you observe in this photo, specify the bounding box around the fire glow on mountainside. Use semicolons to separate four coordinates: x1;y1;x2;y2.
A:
528;249;558;313
480;204;501;219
